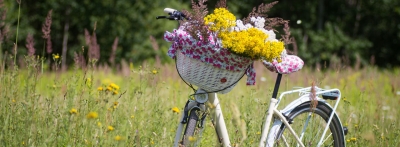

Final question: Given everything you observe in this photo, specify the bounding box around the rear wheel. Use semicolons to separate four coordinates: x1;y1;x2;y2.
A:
271;102;345;147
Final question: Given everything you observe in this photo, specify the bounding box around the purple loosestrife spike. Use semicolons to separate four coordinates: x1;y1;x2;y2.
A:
42;10;52;39
46;36;52;54
25;33;35;56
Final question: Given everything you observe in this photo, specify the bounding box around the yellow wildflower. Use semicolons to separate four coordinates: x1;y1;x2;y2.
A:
350;137;357;141
152;69;158;74
108;125;115;131
114;101;119;106
171;107;180;114
109;83;120;90
97;87;103;91
256;132;261;135
97;122;102;127
204;8;236;32
115;135;122;141
12;99;16;103
113;91;118;95
188;136;197;142
106;86;113;91
86;112;98;119
69;108;78;114
53;54;60;59
131;115;135;118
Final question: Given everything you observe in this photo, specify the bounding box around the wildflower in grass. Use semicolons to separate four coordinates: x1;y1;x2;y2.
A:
256;131;261;135
115;135;122;141
12;99;16;103
114;101;119;106
53;54;60;59
113;91;118;95
131;115;135;119
109;83;120;90
354;124;358;128
152;69;158;74
86;112;98;119
350;137;357;142
171;107;180;114
346;139;350;142
97;122;102;127
108;125;115;131
106;86;113;91
97;87;103;91
188;136;197;142
70;108;78;114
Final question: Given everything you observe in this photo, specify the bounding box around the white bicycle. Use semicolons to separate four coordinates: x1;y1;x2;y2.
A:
157;8;347;147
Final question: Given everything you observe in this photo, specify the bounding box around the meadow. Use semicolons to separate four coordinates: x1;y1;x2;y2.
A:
1;59;399;147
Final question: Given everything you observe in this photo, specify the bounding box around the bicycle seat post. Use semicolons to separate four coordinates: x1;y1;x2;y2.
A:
271;73;283;99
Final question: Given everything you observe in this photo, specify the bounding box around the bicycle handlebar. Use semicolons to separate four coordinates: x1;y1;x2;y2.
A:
156;8;186;20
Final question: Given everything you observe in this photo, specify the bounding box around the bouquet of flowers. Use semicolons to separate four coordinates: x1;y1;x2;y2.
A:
164;0;303;93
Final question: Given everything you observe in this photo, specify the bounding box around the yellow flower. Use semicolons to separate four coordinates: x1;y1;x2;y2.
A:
113;91;119;95
12;99;16;103
219;28;284;61
97;122;102;127
204;8;236;32
97;87;103;91
350;137;357;141
86;112;98;119
115;135;122;141
108;125;115;131
109;83;120;90
106;86;113;91
188;136;197;142
114;101;119;106
171;107;180;114
256;132;261;135
152;69;158;74
131;115;135;118
69;108;78;114
53;54;60;59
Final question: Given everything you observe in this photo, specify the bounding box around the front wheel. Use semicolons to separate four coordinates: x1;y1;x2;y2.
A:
181;109;200;146
268;102;345;147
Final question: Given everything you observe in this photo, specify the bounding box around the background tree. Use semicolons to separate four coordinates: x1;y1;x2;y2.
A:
2;0;399;69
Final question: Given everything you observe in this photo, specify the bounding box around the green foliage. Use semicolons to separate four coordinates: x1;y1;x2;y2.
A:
293;23;372;67
1;0;399;69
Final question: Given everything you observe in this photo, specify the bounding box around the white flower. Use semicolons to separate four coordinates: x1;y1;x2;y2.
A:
245;23;253;29
251;17;265;29
264;30;276;41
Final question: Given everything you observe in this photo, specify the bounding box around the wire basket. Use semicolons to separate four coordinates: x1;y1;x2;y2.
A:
176;50;247;94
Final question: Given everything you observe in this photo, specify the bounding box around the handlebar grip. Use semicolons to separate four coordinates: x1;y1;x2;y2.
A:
164;8;176;14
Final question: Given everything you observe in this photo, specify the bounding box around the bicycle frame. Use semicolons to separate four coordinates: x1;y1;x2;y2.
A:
173;74;344;147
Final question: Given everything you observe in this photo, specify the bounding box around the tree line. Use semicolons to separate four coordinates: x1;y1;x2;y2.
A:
1;0;399;70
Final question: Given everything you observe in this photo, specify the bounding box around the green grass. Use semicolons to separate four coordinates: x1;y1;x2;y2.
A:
0;62;399;146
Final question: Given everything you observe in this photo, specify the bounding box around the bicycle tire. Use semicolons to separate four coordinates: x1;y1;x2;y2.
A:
270;102;345;147
182;109;200;146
